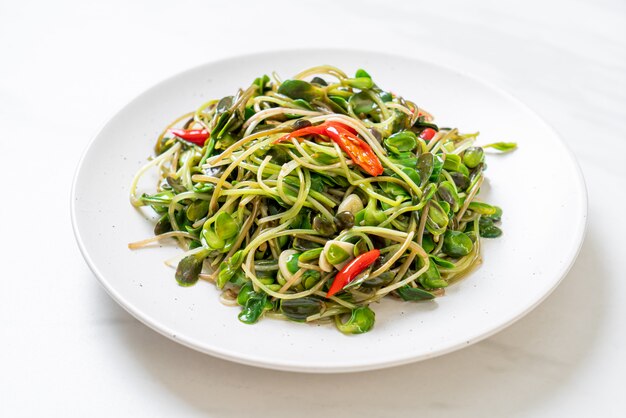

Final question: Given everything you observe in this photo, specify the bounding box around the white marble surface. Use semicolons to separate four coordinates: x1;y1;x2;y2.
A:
1;0;625;416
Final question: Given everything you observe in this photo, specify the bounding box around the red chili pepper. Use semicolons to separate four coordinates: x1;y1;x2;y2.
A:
275;124;328;143
169;128;210;146
274;121;383;176
326;249;380;298
325;125;384;176
419;128;437;141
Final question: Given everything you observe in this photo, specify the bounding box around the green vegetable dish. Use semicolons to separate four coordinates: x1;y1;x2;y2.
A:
129;65;516;335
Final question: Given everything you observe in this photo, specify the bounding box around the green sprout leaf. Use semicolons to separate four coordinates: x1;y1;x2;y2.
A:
355;69;371;79
277;80;324;101
384;131;417;154
335;307;376;334
442;230;474;257
418;260;448;289
349;91;376;114
238;292;268;324
462;146;484;168
483;142;517;153
343;77;374;89
425;200;449;236
215;212;239;240
468;201;497;216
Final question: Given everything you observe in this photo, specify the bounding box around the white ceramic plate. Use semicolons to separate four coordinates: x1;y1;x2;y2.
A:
71;50;587;373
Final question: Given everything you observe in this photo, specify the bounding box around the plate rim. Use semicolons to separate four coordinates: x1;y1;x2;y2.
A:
70;48;588;373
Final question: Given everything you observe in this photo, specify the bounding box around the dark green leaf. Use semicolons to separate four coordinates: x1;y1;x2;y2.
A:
216;96;234;113
238;292;268;324
430;154;444;182
479;217;503;238
413;117;440;131
278;80;324;101
253;74;270;95
361;271;394;288
420;183;437;204
399;167;421;187
309;174;324;192
437;181;460;213
379;91;393;102
355;69;371;79
281;297;324;321
166;176;187;193
430;255;455;268
237;282;255;306
334;211;355;230
175;254;204;287
154;214;172;235
442;230;474;257
286;252;301;274
449;172;470;191
487;206;503;222
397;286;435;301
421;234;435;253
293;98;313;110
210;111;231;139
310;76;328;86
380;182;409;199
417;153;434;187
312;215;336;236
418;260;448;289
389;152;418;168
329;95;349;111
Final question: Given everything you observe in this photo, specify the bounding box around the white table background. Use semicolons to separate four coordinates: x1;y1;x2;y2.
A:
1;0;624;416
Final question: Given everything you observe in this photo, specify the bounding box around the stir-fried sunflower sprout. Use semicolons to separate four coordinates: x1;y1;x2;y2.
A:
129;65;516;335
